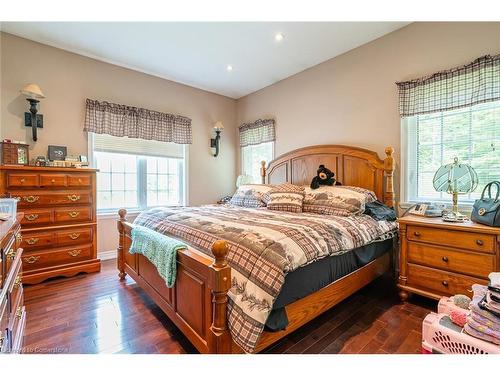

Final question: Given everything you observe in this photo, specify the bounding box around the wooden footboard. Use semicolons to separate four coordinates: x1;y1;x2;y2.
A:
117;209;232;353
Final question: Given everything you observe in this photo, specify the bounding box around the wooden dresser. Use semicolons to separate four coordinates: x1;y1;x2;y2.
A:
0;166;100;284
398;215;500;301
0;214;25;353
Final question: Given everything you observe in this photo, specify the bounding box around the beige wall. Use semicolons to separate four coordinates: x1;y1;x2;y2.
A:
1;32;237;253
236;22;500;201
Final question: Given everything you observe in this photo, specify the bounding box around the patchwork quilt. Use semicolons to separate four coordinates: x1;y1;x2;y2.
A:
133;205;398;352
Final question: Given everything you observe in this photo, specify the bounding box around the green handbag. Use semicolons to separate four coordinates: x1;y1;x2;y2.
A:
471;181;500;227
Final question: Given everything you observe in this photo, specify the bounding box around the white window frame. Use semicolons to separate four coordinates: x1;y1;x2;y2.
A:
400;102;500;210
88;133;188;216
240;141;275;183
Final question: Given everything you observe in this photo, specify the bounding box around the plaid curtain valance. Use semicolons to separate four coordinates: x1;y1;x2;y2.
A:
396;54;500;117
239;119;275;147
84;99;192;144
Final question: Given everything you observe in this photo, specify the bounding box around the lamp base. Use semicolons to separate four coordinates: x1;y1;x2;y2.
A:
442;211;469;223
24;112;44;128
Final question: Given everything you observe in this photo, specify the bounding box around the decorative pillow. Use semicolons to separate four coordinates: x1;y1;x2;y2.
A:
267;183;305;213
303;185;374;216
229;184;273;208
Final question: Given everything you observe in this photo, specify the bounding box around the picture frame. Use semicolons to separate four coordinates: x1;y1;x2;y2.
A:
48;145;67;161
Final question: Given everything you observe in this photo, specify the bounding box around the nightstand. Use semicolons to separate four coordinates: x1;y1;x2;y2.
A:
398;215;500;301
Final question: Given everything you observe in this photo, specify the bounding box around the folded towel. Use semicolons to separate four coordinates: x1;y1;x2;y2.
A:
467;315;500;340
489;272;500;288
464;322;500;345
129;226;187;288
470;284;500;326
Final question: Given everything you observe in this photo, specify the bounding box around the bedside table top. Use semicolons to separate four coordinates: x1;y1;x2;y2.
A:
398;215;500;235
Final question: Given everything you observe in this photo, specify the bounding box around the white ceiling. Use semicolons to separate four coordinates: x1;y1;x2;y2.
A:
1;22;409;99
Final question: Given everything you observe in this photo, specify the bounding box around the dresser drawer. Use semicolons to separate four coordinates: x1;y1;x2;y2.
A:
56;227;93;246
407;225;495;253
407;242;495;279
21;245;92;271
407;263;483;297
11;306;26;354
21;209;53;226
14;191;92;207
21;231;54;250
7;173;38;187
39;173;67;187
54;207;92;223
9;284;23;331
68;174;92;187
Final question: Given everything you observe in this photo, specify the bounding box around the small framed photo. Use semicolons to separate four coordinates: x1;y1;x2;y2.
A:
48;145;67;161
79;155;88;163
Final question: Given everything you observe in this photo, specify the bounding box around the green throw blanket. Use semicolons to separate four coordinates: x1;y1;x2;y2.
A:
129;226;187;288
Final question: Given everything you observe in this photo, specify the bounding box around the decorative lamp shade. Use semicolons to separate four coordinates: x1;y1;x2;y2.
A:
20;83;45;99
433;157;478;194
236;174;253;188
214;121;224;130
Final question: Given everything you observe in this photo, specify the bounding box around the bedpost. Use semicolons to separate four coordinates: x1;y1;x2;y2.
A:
260;160;267;184
117;208;127;280
383;147;395;208
209;240;232;353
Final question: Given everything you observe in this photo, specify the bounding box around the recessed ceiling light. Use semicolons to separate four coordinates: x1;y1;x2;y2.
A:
226;65;233;72
275;33;284;42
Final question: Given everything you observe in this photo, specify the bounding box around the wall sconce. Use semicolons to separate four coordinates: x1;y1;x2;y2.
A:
20;83;45;142
211;121;224;157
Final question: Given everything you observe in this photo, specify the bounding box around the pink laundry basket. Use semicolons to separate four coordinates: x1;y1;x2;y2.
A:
422;313;500;354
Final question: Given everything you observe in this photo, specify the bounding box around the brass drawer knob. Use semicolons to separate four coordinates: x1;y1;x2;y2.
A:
413;231;421;237
20;178;25;183
24;195;40;203
442;280;449;287
68;249;82;257
67;194;81;202
26;214;39;221
15;307;22;319
51;179;56;183
442;256;449;263
24;255;40;264
78;178;82;183
69;233;81;240
14;275;22;287
6;248;16;260
68;211;80;218
16;233;23;246
476;239;484;246
26;237;39;245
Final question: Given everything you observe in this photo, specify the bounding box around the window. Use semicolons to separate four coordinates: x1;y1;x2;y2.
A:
241;142;274;183
90;134;185;213
402;101;500;204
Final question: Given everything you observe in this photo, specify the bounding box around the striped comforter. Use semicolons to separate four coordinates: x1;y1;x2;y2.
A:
133;205;398;352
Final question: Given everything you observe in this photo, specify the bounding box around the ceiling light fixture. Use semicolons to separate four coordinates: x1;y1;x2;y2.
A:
226;65;233;72
275;33;284;42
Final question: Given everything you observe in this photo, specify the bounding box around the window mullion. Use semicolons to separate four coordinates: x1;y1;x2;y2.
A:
138;157;147;210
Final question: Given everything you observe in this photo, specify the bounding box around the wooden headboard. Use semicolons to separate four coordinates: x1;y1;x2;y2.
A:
260;144;395;207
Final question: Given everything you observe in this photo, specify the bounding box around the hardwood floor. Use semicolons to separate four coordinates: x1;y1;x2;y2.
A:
23;259;435;354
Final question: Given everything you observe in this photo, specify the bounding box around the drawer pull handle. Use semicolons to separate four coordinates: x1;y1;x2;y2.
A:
6;248;16;260
68;211;80;218
442;256;449;263
69;233;81;240
14;276;22;287
24;195;40;203
20;178;25;183
413;231;421;237
78;178;82;183
26;214;39;221
16;232;22;246
24;255;40;264
15;307;22;319
26;237;39;245
68;249;82;257
442;280;449;287
67;194;81;202
476;239;484;246
51;179;56;183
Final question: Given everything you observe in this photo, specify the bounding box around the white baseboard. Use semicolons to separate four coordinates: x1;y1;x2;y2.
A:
98;250;117;261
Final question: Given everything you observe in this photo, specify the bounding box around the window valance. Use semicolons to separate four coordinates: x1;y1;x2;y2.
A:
84;99;192;144
239;119;275;147
396;54;500;117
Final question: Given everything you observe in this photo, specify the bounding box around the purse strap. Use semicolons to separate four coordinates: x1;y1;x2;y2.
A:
481;181;500;202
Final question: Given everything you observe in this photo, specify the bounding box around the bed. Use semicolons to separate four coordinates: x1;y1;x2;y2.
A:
116;144;396;353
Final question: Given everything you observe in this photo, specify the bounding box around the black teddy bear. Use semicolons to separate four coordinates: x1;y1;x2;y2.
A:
310;164;341;189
